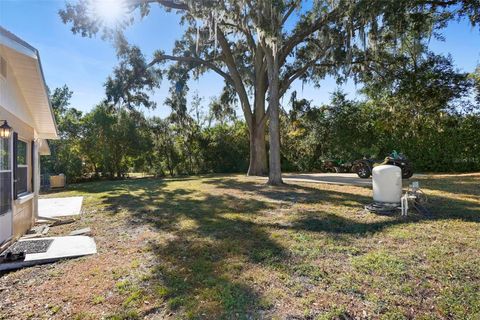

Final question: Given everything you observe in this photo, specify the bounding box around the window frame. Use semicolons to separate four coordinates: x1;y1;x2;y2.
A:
0;135;12;216
15;138;29;196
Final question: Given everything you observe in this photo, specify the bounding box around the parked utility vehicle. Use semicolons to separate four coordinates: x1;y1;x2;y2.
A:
352;151;413;179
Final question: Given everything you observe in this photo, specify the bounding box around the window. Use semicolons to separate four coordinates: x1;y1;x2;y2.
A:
0;138;11;215
16;140;28;195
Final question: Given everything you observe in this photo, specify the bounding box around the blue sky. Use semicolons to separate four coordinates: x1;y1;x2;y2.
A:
1;0;479;118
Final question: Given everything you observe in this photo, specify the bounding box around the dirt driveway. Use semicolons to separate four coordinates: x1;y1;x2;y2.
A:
280;172;424;186
281;172;372;186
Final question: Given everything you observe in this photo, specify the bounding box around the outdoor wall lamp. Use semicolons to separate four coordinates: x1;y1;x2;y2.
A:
0;120;12;138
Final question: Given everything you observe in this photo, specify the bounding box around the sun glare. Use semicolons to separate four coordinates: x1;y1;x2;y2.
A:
93;0;128;26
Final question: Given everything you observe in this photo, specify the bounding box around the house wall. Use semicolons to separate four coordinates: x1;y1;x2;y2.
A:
13;200;33;239
0;57;37;240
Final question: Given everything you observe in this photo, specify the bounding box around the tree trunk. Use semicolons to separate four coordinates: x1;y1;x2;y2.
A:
247;121;268;176
266;45;283;185
247;88;268;176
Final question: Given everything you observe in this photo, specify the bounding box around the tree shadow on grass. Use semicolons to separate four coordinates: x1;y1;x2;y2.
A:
146;212;284;318
60;176;203;195
414;173;480;197
99;181;283;318
203;177;480;238
267;213;406;235
94;175;479;318
204;177;372;208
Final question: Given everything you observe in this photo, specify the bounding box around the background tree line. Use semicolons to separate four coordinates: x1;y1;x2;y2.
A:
44;48;480;182
43;89;250;182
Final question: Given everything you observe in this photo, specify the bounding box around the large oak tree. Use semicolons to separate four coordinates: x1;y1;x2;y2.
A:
60;0;478;184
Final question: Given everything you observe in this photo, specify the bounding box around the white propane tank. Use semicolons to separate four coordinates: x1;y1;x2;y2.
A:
372;165;402;204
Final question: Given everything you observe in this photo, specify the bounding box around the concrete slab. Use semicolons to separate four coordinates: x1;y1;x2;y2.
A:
0;236;96;271
69;227;92;236
38;196;84;218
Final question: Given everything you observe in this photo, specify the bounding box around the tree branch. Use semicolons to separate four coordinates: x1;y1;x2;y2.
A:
423;0;459;7
154;0;188;10
151;53;235;86
127;0;189;11
216;28;254;128
279;61;335;97
280;8;339;64
220;22;257;54
282;0;299;25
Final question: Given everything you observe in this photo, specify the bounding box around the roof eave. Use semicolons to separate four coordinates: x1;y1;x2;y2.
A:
35;51;59;139
0;26;59;140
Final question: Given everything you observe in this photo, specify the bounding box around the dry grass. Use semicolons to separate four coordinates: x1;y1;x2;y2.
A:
0;173;479;319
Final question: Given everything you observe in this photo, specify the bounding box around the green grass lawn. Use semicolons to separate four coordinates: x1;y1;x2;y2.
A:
1;174;479;319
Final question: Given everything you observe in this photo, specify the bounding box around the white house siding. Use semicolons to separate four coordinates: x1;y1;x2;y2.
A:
0;55;36;240
13;200;33;239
